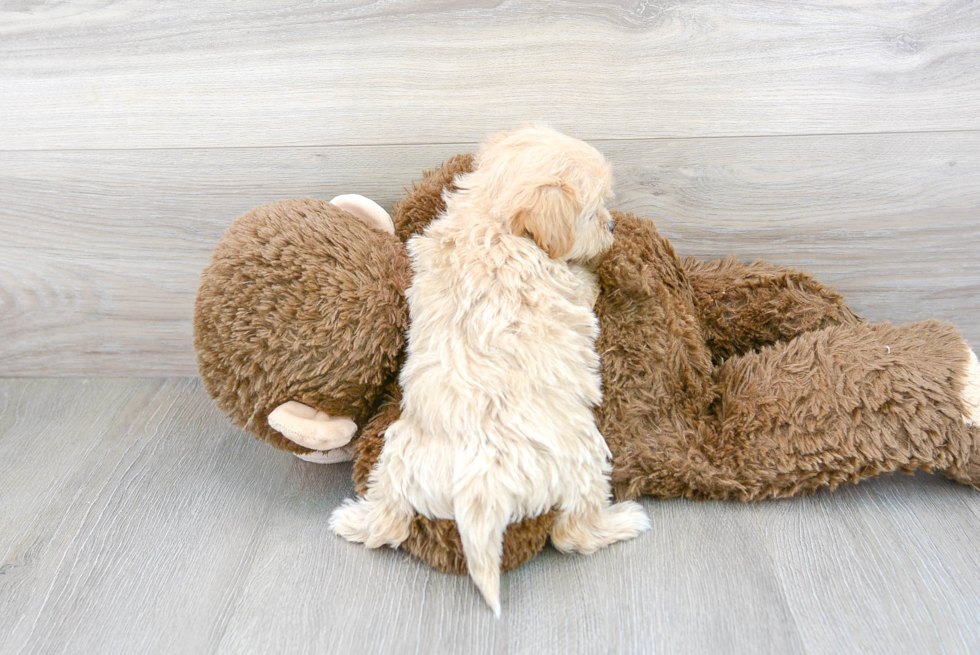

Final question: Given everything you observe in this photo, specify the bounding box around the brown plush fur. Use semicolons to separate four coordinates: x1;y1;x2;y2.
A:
194;199;411;454
683;256;862;363
195;157;980;576
592;214;980;501
393;153;474;242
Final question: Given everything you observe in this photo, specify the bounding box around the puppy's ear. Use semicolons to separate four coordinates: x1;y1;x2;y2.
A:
508;181;578;259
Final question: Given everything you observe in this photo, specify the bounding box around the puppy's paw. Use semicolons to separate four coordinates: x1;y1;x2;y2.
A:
330;499;375;544
329;499;411;549
959;348;980;426
603;500;652;540
551;501;650;554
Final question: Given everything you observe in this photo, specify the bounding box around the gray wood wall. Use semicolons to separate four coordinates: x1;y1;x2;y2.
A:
1;1;978;376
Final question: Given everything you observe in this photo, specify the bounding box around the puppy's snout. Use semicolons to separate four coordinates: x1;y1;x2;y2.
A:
600;209;614;232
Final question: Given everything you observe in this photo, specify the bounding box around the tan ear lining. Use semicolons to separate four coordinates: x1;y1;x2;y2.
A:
507;182;577;259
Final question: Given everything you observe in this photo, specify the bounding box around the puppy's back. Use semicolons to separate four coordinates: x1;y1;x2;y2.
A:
387;215;611;613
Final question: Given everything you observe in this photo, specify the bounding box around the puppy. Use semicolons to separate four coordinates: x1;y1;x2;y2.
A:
330;126;650;615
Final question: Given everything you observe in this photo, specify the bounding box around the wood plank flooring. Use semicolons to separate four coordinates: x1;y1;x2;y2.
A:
2;1;980;149
1;378;979;655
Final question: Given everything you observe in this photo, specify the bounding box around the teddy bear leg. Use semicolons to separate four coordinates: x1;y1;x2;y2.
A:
683;256;862;363
705;320;980;499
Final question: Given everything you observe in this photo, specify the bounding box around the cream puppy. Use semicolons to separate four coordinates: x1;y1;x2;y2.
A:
330;126;650;615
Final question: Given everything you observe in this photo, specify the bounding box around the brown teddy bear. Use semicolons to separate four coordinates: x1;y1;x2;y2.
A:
194;154;980;575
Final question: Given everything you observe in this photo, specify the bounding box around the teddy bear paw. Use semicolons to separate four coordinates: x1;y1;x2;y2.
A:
960;347;980;426
294;446;354;464
268;401;357;451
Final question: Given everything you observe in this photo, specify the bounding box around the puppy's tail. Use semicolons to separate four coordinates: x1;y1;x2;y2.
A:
455;489;510;617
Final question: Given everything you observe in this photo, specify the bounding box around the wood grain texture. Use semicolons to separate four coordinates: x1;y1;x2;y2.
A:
2;0;979;149
1;133;977;375
1;378;979;654
754;478;980;654
0;379;294;654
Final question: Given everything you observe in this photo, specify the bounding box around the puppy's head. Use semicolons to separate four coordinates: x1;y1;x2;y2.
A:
469;125;615;262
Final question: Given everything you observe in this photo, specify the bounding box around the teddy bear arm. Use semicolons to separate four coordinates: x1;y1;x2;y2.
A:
682;255;861;363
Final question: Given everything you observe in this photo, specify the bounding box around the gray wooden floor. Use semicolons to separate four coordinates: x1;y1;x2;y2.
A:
2;378;979;655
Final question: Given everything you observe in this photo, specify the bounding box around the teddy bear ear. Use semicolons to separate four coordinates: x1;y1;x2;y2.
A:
595;211;673;298
329;195;394;234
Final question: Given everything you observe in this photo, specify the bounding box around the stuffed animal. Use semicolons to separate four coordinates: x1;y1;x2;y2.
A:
194;154;980;575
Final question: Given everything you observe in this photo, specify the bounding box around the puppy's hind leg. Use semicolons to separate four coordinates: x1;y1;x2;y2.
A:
329;495;413;548
330;457;414;549
454;487;511;617
551;481;650;554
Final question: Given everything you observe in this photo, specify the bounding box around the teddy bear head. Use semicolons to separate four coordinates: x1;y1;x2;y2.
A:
194;198;412;454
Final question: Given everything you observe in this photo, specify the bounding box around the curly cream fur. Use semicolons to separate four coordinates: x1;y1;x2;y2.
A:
330;127;649;615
